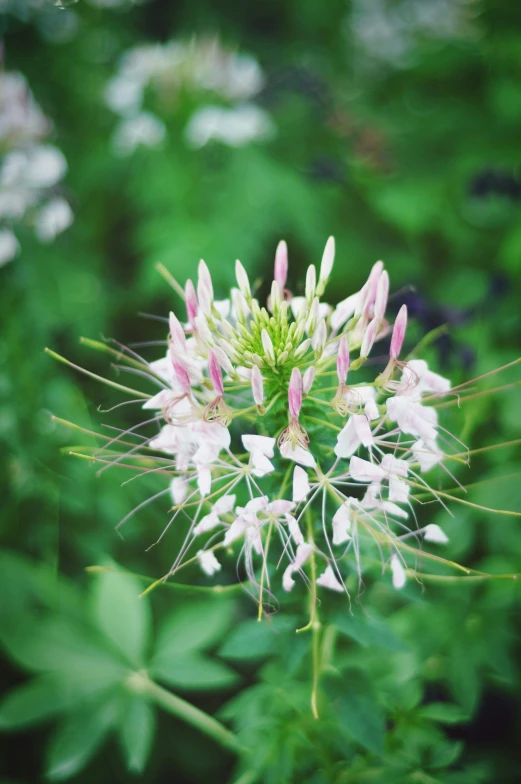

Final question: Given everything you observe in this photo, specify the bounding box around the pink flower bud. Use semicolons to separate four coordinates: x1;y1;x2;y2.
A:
374;270;389;321
319;236;335;283
208;348;224;396
251;365;264;405
361;260;384;316
169;311;186;351
390;304;407;360
197;260;213;314
360;317;379;358
235;260;251;299
274;240;288;290
185;279;198;325
337;335;350;384
303;367;315;394
288;367;303;419
169;346;191;395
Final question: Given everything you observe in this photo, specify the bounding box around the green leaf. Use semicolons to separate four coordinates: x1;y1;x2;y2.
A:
325;671;385;757
418;702;469;724
152;599;235;660
45;701;118;781
0;617;127;686
0;675;80;730
150;653;239;691
90;567;151;667
334;612;405;652
218;620;279;661
119;698;156;774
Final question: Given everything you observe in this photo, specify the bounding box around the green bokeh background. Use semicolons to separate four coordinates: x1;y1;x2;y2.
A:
1;1;520;782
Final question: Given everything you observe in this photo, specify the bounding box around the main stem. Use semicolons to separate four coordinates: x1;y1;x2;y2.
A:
127;672;245;756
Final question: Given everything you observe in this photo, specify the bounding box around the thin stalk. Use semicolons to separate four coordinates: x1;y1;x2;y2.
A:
127;672;244;755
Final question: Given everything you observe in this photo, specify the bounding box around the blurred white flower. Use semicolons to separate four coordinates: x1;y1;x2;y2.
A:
185;104;273;148
0;70;73;260
0;229;20;266
35;197;74;241
105;36;272;153
112;111;166;156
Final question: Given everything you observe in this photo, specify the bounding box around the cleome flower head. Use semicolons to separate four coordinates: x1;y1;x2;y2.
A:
53;237;521;616
77;236;473;612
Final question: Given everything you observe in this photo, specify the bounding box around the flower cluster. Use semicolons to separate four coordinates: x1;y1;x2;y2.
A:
105;37;273;155
101;238;462;608
0;71;73;266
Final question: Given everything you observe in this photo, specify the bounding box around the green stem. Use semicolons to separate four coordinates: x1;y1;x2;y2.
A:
127;672;245;756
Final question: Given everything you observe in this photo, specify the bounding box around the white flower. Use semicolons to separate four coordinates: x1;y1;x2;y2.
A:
170;477;188;505
398;359;451;398
185;104;273;148
349;455;385;483
280;441;316;468
197;550;222;576
390;553;406;590
0;230;19;266
412;439;443;472
282;542;313;592
381;454;409;504
335;414;373;458
386;395;438;444
35;198;73;242
332;503;353;545
423;524;449;544
292;465;311;503
112;112;166;156
242;434;276;476
316;565;344;592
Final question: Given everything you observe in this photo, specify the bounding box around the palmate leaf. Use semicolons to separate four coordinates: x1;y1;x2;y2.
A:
90;566;151;668
118;697;156;774
324;670;385;757
0;674;84;730
152;599;235;659
150;652;239;691
45;698;121;782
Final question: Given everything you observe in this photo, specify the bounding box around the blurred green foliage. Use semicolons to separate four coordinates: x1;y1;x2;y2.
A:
1;0;520;782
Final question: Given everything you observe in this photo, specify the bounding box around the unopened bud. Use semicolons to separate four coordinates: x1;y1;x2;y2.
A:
169;311;186;351
374;270;389;321
208;349;224;396
337;336;350;384
317;236;335;294
305;264;316;301
288;368;303;419
274;240;288;290
251;365;265;406
235;260;251;300
303;367;315;394
294;338;311;359
312;319;327;354
360;317;379;358
390;304;407;360
169;346;191;395
185;279;199;327
261;329;275;364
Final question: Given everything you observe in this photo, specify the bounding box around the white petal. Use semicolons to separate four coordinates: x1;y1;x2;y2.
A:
423;524;449;544
390;554;406;590
268;500;295;515
292;466;310;502
349;456;385;483
196;464;212;496
332;504;352;545
213;494;236;515
316;565;344;592
280;441;316;468
197;550;221;576
412;439;443;472
170;477;188;505
242;433;276;457
285;514;304;545
364;398;379;421
193;512;221;536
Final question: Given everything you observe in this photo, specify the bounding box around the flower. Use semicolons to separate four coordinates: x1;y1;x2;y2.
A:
70;235;474;608
105;37;272;154
0;71;73;260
